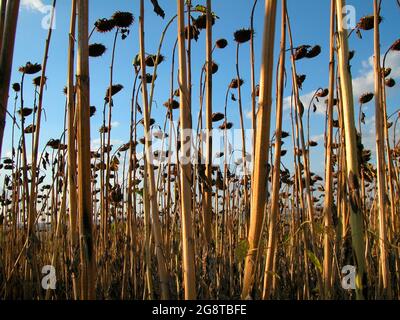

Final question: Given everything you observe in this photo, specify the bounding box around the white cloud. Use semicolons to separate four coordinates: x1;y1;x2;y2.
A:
311;134;325;143
21;0;48;13
245;109;253;120
283;91;328;116
91;138;123;151
283;52;400;116
111;121;120;129
353;52;400;100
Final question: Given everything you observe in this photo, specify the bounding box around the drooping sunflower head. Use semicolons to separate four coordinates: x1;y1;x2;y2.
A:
19;62;42;75
216;38;228;49
33;76;47;87
89;43;107;57
390;39;400;51
95;18;116;33
112;11;134;28
359;92;374;105
233;28;253;44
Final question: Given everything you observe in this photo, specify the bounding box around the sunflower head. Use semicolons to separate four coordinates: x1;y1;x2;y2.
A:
216;38;228;49
105;84;124;102
33;76;46;87
185;25;200;41
306;45;321;59
233;28;253;44
357;15;382;31
211;61;219;74
229;78;244;89
12;83;20;92
294;46;310;61
95;18;116;33
383;68;391;78
316;88;329;98
194;14;215;30
385;78;396;88
140;73;156;84
19;62;42;75
112;11;134;28
390;39;400;51
89;43;107;57
359;92;374;104
145;54;165;67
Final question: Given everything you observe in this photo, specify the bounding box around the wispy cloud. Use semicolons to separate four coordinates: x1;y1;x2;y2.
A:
21;0;48;13
283;52;400;116
91;138;123;151
111;121;120;129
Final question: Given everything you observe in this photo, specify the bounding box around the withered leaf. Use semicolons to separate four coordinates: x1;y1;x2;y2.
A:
150;0;165;19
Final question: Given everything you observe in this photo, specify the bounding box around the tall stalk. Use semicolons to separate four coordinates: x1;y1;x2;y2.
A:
76;0;95;300
241;0;277;300
203;0;213;245
177;0;197;300
373;0;391;298
0;0;20;158
335;0;368;300
28;0;56;237
262;0;286;300
66;0;79;300
139;0;170;300
322;0;336;299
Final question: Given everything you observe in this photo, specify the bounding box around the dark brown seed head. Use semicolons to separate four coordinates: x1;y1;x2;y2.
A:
47;139;61;150
89;43;107;57
219;121;233;130
105;84;124;101
234;28;253;44
212;112;224;122
139;73;156;84
12;83;20;92
95;18;116;33
185;25;200;41
294;46;309;61
24;124;36;134
90;106;96;117
390;39;400;51
296;74;306;87
316;88;329;98
281;131;290;139
19;62;42;75
99;126;109;134
216;38;228;49
33;76;46;87
194;14;215;30
163;99;180;110
349;50;355;60
17;108;33;118
229;78;244;89
306;45;321;58
211;61;219;74
385;78;396;88
111;11;134;28
359;92;374;104
383;68;391;77
145;54;165;67
357;15;382;31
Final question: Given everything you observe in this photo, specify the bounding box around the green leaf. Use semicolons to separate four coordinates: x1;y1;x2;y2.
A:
307;250;322;274
193;5;207;13
235;239;249;262
193;4;220;18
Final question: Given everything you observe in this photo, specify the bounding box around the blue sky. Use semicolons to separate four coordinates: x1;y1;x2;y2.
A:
3;0;400;175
